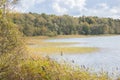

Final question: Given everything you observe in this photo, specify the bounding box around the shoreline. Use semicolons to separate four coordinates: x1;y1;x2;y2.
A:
25;34;119;40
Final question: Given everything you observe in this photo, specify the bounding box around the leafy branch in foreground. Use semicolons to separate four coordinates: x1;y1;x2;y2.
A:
0;0;27;79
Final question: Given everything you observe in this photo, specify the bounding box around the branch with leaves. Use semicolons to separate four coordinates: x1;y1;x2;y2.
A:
0;0;19;18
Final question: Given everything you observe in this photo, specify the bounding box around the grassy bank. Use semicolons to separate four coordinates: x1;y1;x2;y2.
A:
0;49;110;80
17;56;110;80
28;47;98;54
26;36;98;54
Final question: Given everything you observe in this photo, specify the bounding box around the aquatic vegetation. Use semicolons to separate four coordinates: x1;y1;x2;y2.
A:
9;56;111;80
28;46;98;54
26;37;98;54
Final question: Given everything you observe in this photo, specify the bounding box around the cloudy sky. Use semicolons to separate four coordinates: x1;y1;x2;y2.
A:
15;0;120;19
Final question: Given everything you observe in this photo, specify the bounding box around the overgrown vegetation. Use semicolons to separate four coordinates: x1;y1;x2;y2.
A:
0;0;26;79
0;0;120;80
9;13;120;36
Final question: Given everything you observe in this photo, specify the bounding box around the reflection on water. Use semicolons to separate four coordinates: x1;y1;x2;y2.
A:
46;35;120;76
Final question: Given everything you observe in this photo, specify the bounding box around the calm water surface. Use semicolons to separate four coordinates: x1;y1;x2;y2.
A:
46;35;120;76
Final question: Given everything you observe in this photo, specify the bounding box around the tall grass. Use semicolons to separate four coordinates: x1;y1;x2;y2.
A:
0;49;112;80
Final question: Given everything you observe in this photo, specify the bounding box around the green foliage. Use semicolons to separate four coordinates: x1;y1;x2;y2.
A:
0;1;26;79
0;19;22;54
9;13;120;36
0;18;26;79
0;56;111;80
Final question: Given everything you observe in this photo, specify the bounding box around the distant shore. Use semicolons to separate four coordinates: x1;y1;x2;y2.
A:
25;34;119;40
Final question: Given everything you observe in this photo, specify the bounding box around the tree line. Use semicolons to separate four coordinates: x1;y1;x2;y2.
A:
9;12;120;36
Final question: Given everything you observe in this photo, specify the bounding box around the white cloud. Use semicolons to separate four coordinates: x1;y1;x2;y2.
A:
110;8;118;14
52;0;86;14
14;0;120;19
98;3;109;9
14;0;44;12
52;2;68;14
77;2;120;19
109;6;120;15
64;0;86;10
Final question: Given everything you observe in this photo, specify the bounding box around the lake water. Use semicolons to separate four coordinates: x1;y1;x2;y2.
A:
46;35;120;76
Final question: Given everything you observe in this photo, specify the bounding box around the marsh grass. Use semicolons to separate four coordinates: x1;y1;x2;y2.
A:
28;46;98;54
26;37;98;54
13;56;110;80
28;41;79;47
0;51;113;80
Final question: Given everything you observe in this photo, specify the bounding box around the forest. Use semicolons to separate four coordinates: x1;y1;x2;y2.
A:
9;12;120;36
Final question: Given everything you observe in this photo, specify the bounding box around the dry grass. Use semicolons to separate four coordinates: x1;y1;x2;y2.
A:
28;47;98;54
26;36;98;54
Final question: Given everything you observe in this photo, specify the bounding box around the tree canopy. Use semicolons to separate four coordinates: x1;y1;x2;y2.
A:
9;13;120;36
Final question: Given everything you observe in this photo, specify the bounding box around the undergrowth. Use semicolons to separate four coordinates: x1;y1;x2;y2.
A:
0;54;111;80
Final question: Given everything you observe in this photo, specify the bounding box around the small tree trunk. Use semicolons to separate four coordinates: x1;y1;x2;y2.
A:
3;4;6;18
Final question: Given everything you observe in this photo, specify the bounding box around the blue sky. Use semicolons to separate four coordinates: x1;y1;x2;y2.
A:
15;0;120;19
